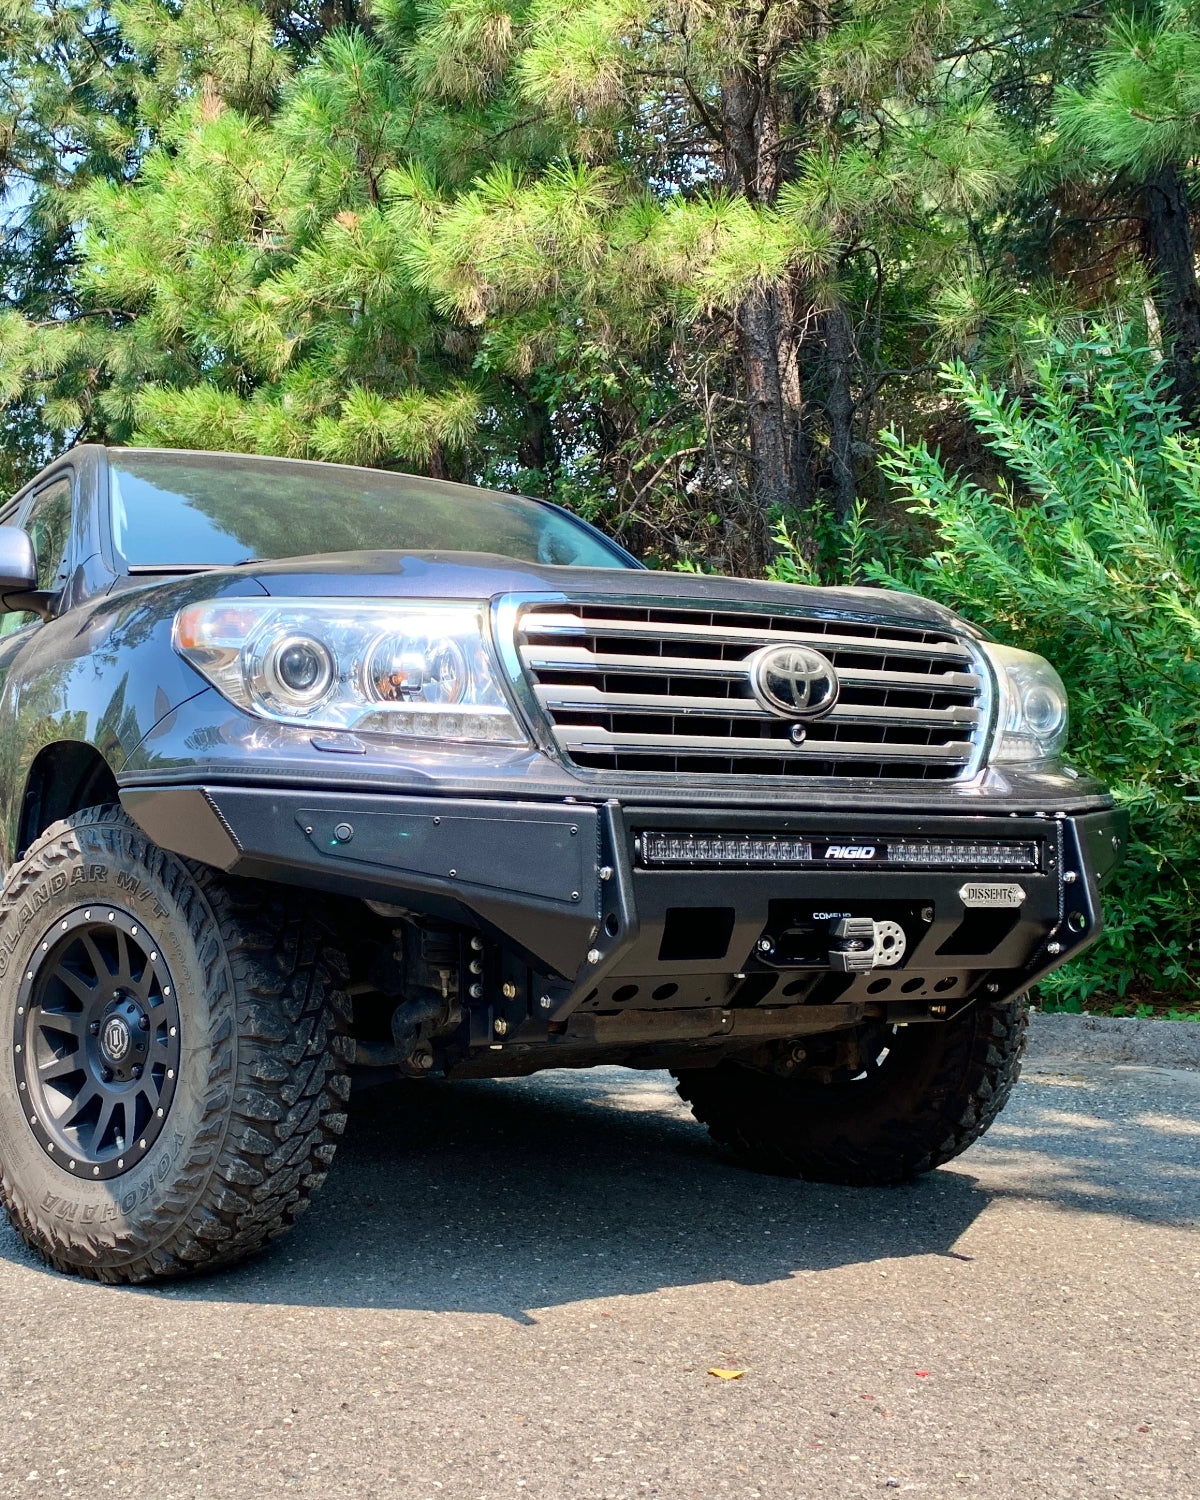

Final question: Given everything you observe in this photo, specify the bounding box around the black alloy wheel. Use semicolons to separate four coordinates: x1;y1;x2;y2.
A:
0;805;351;1282
15;907;182;1182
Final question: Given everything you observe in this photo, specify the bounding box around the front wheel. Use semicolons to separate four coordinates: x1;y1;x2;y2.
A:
673;994;1027;1185
0;806;352;1282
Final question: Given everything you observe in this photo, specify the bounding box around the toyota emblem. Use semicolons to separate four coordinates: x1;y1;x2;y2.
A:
750;643;839;719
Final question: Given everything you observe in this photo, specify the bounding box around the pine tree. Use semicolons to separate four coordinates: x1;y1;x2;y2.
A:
1056;6;1200;419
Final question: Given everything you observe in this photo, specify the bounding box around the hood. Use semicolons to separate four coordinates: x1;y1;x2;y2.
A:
236;550;971;634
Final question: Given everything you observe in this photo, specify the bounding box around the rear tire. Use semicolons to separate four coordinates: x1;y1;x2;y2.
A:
0;806;352;1282
673;994;1027;1185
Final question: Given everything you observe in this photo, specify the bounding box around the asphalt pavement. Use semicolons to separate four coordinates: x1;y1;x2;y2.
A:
1;1049;1198;1499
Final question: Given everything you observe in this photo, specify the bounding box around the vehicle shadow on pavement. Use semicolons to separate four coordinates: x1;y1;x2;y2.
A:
158;1068;998;1318
0;1063;1193;1314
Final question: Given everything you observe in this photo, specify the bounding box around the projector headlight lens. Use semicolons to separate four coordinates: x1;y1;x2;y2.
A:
985;644;1069;764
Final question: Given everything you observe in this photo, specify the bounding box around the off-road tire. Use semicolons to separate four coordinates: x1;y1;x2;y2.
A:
673;994;1027;1185
0;806;352;1281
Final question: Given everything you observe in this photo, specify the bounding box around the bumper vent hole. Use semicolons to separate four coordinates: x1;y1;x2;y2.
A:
658;907;735;962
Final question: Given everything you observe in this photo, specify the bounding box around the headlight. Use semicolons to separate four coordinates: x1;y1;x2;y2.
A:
984;644;1069;763
174;599;527;744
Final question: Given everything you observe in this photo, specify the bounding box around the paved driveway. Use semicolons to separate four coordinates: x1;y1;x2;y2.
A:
2;1053;1198;1499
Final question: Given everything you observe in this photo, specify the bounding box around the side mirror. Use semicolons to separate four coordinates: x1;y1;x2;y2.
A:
0;526;38;607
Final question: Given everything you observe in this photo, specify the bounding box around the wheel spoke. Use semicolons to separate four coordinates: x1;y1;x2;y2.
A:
80;934;114;985
57;1082;101;1131
37;1009;89;1042
114;928;132;984
92;1097;118;1153
49;961;99;1006
37;1051;84;1084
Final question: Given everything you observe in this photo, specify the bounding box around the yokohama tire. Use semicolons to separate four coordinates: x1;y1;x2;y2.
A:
0;806;352;1282
673;994;1028;1185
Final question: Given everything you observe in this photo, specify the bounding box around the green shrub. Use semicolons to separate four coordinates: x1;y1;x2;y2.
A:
874;325;1200;1009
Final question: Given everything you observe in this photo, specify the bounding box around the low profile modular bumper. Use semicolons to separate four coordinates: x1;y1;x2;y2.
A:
121;783;1125;1048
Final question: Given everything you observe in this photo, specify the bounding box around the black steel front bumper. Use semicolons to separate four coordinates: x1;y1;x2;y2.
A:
121;783;1125;1044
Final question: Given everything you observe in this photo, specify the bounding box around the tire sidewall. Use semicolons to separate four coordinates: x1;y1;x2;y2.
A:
0;812;235;1271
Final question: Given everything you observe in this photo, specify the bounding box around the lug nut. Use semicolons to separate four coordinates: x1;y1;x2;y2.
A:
89;1021;100;1036
131;1065;143;1079
138;1014;149;1031
101;1069;113;1083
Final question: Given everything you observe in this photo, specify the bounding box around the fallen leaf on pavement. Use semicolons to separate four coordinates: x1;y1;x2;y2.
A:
708;1368;747;1380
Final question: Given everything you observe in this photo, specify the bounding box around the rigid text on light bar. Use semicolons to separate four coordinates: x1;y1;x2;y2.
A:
638;833;1040;871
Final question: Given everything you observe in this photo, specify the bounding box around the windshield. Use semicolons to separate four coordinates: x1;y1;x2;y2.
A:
108;451;635;570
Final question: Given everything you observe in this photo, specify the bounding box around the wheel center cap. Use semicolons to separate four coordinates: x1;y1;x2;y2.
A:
101;1014;132;1065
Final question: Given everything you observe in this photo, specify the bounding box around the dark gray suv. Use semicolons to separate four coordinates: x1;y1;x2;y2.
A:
0;446;1122;1282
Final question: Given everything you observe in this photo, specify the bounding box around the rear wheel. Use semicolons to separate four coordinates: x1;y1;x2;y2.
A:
673;994;1027;1185
0;806;352;1282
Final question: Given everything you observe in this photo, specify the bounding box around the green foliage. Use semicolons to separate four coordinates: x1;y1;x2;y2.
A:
1056;8;1200;177
878;326;1200;1006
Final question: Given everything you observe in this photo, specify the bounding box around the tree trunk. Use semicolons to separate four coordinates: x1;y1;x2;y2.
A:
823;300;856;523
1145;161;1200;422
721;66;805;568
737;286;792;523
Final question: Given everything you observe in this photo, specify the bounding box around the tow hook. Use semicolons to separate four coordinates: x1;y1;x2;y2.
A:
829;917;878;972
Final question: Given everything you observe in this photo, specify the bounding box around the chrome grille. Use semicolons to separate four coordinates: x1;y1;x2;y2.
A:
514;601;990;780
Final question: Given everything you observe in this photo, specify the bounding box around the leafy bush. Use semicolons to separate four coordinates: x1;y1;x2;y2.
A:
875;326;1200;1009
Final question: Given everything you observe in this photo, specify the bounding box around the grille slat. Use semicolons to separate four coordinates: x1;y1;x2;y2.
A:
524;612;976;662
535;684;982;728
516;601;990;781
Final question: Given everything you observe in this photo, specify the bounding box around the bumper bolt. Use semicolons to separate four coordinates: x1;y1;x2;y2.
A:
1046;941;1062;955
469;983;483;999
920;906;934;923
757;938;773;954
790;1046;807;1063
539;995;554;1011
587;948;601;965
493;1018;508;1037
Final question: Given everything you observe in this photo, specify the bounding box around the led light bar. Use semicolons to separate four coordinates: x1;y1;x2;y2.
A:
887;841;1037;868
638;832;1040;871
639;833;814;867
